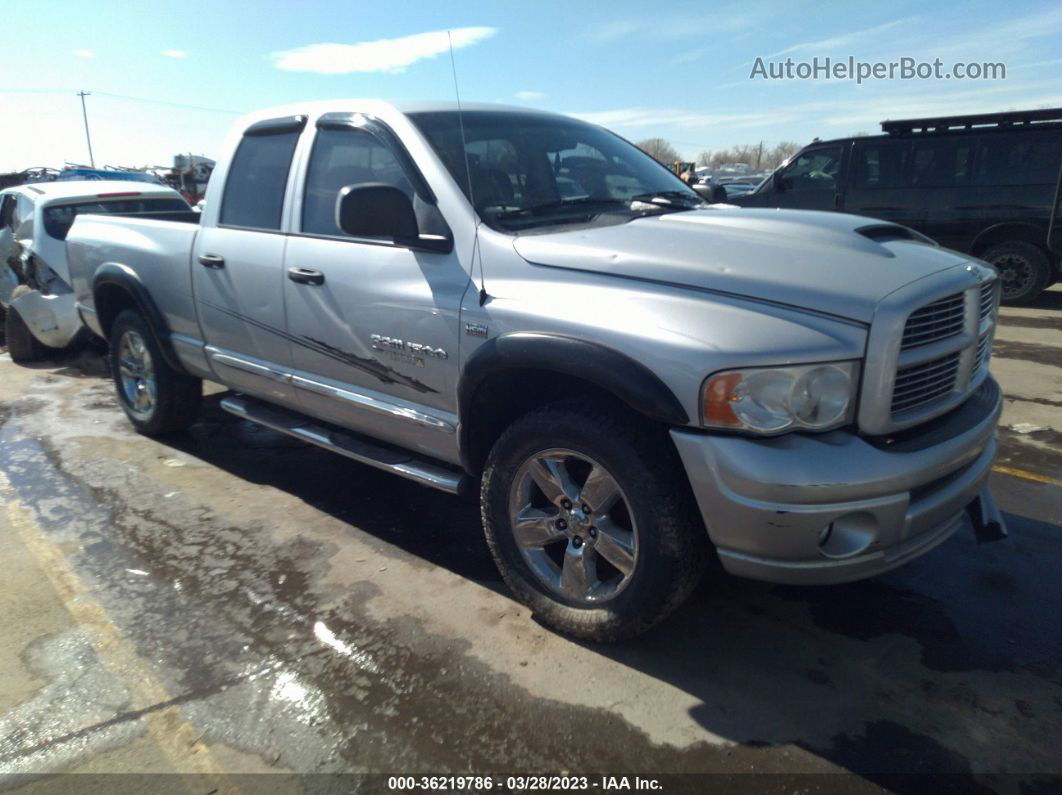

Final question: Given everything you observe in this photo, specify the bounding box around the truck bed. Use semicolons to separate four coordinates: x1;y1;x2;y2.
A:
66;213;203;344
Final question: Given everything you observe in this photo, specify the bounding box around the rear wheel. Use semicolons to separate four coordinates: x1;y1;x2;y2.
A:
481;399;708;641
982;241;1052;305
108;310;202;435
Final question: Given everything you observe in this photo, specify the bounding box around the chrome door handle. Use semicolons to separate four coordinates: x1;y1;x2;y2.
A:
287;267;325;286
198;253;226;269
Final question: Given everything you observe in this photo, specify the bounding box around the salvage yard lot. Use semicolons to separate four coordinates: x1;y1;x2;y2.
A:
0;288;1060;790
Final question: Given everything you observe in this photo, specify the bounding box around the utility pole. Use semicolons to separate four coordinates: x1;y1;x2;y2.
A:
77;91;95;167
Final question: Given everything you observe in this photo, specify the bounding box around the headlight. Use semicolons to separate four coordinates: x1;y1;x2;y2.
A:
702;362;859;434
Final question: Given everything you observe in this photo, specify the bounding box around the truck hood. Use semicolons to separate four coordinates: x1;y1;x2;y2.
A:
511;208;970;323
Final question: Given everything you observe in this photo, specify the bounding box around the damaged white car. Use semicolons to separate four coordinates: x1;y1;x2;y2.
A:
1;181;191;361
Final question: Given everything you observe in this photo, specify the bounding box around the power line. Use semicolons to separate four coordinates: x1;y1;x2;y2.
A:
0;88;244;115
91;91;246;115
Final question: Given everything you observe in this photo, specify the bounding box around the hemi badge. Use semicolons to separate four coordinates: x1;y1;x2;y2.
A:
465;323;488;338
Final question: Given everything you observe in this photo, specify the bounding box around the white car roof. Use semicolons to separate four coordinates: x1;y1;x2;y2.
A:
1;180;182;205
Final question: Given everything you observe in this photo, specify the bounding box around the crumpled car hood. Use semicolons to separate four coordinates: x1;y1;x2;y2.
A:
511;208;970;323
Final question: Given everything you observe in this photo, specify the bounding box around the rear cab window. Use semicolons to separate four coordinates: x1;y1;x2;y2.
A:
43;197;190;240
219;116;305;230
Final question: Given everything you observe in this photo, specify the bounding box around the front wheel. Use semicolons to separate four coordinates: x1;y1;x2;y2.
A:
108;310;202;435
481;400;708;642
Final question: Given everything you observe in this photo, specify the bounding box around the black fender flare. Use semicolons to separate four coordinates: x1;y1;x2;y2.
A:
458;333;689;466
92;263;186;373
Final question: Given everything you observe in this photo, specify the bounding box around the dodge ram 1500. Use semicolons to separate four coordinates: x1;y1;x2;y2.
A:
67;101;1006;640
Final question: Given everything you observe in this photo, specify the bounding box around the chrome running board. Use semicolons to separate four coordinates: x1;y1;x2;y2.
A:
219;394;469;496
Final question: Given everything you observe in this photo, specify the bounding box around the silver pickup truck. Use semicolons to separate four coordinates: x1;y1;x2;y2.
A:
67;101;1006;641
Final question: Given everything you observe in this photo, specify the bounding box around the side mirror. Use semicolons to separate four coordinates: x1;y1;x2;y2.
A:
772;171;787;193
710;184;728;203
336;183;452;253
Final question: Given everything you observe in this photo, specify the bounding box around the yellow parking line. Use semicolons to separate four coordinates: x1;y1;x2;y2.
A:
992;465;1062;487
0;473;237;790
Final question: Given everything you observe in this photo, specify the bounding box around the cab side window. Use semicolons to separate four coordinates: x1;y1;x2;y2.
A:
0;196;14;229
302;128;414;236
909;138;973;187
219;129;301;230
974;133;1062;186
852;141;910;189
780;147;842;191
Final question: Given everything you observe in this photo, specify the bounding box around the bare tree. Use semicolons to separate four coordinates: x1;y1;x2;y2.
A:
636;137;681;166
696;150;713;167
765;141;802;169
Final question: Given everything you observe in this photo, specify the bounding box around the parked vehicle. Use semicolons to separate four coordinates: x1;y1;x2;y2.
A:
731;108;1062;304
717;181;756;198
0;181;191;362
67;101;1006;641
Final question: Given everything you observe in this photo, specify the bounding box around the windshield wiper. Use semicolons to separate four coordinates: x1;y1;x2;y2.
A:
493;197;628;220
629;191;704;207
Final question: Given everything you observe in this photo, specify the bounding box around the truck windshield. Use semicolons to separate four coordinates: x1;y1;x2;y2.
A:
408;110;703;231
43;197;190;240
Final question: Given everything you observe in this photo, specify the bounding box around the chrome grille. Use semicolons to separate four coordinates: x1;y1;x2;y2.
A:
979;282;995;321
891;351;961;415
858;266;998;435
900;292;965;351
974;333;991;373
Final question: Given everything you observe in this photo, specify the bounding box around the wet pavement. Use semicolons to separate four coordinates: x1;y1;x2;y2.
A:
0;290;1060;793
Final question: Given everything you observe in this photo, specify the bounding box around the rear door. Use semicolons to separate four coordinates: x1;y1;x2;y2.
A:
282;114;469;458
844;138;913;227
906;135;975;249
193;115;305;406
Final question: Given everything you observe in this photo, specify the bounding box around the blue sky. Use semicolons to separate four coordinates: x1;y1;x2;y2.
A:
3;0;1061;171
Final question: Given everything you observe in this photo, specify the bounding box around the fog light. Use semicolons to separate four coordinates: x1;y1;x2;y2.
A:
818;513;877;559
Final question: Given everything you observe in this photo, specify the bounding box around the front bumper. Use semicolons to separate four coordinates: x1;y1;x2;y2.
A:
671;376;1003;585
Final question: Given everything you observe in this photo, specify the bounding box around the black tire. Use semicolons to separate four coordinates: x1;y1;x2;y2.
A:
982;241;1052;305
108;309;202;435
481;399;709;642
4;302;53;363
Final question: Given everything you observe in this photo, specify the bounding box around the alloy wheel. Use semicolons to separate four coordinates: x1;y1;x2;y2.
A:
508;448;638;604
117;329;157;418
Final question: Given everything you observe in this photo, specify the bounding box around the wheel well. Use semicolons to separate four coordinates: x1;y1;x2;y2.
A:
460;368;655;476
94;282;140;341
971;224;1049;257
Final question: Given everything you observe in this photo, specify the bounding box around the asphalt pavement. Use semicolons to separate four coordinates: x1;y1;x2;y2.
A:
0;288;1059;794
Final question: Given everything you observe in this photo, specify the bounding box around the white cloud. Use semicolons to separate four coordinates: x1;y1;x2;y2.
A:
272;26;496;75
670;49;707;65
514;90;546;101
766;19;913;58
161;49;187;58
590;10;768;41
73;49;95;58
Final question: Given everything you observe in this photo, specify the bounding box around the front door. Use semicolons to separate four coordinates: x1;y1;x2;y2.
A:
283;119;470;460
773;145;846;211
192;117;305;406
